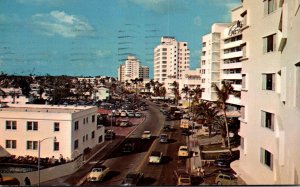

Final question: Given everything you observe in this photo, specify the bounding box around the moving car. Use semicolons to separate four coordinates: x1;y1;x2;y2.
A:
159;134;169;143
173;169;191;186
141;131;151;139
215;173;238;185
121;172;144;186
163;124;172;132
148;151;163;164
104;129;116;140
87;165;110;181
122;142;135;153
178;146;189;157
119;119;131;127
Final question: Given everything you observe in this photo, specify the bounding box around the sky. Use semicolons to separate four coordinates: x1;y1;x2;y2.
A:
0;0;241;78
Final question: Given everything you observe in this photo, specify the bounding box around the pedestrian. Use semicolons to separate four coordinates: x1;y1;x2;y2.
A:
200;167;205;178
24;177;31;186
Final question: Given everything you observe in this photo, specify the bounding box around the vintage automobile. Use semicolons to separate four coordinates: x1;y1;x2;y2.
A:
121;172;144;186
173;169;191;186
148;151;163;164
141;131;151;139
215;173;238;185
178;146;189;157
87;165;110;182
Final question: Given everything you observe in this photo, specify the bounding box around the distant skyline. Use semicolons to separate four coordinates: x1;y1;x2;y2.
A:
0;0;240;78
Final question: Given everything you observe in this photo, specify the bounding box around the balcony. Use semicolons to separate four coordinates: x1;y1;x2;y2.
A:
222;51;243;60
223;40;243;50
221;62;242;69
222;73;242;80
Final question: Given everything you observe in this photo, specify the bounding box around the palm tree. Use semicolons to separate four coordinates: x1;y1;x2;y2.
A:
171;81;180;106
145;83;151;95
159;86;166;101
212;81;239;153
191;85;203;104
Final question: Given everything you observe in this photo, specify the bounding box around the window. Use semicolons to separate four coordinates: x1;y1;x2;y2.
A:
54;142;59;151
86;117;88;123
262;73;275;90
98;135;103;143
92;115;95;123
83;118;85;124
6;140;16;149
92;131;95;139
240;137;244;150
263;34;276;53
54;122;60;131
6;121;17;130
27;121;38;131
74;121;79;130
264;0;277;15
83;136;85;142
86;134;88;141
74;139;79;149
242;74;246;89
260;148;273;170
27;141;38;150
261;110;274;130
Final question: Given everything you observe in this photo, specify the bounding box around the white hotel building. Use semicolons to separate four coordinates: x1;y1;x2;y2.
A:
0;104;105;160
154;36;190;84
118;55;149;83
200;6;243;113
231;0;300;185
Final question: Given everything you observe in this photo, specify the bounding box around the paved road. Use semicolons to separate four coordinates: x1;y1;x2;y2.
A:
82;101;165;186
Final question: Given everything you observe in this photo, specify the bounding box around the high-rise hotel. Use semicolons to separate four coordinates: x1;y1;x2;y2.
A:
153;36;190;84
231;0;300;184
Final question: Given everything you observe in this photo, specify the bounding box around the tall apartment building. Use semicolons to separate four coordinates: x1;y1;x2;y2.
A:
0;104;105;160
200;6;243;114
118;55;149;82
231;0;300;184
154;36;190;84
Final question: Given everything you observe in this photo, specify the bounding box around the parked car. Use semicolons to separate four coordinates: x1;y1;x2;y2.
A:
173;169;191;186
148;151;163;164
120;120;131;127
105;130;116;140
87;165;110;181
215;173;237;185
141;131;151;139
120;110;127;117
181;128;190;136
214;154;232;167
122;142;135;153
178;146;189;157
121;172;144;186
127;112;135;117
135;112;142;118
159;134;169;143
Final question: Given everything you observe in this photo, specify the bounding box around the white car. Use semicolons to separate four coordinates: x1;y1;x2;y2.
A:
149;151;163;164
141;131;151;139
87;166;110;182
178;146;189;157
120;110;127;117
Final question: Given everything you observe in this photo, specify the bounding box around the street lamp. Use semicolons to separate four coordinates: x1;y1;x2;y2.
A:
110;111;115;143
38;136;56;186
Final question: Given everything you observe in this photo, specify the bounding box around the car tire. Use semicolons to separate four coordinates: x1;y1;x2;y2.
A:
217;181;222;185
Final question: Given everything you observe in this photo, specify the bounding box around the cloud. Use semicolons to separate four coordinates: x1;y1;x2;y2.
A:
94;50;111;58
127;0;187;13
193;16;202;27
31;11;95;38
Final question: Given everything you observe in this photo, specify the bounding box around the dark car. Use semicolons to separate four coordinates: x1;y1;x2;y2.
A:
163;124;172;132
122;143;135;153
104;130;116;140
214;155;232;167
122;172;144;186
181;128;190;136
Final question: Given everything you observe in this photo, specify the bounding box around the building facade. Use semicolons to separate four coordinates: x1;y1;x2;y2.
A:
0;104;105;160
118;56;149;82
231;0;300;184
154;36;190;84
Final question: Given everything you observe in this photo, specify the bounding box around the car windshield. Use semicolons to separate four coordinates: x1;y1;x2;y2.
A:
180;148;188;151
92;168;103;172
144;131;150;134
180;178;191;184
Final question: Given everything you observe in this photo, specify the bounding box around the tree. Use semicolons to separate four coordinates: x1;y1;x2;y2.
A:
159;86;166;101
171;81;180;106
181;86;190;101
145;83;151;94
191;85;203;104
212;81;239;153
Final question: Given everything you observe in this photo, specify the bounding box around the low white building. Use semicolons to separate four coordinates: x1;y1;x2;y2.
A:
0;88;32;104
0;104;105;160
92;87;110;101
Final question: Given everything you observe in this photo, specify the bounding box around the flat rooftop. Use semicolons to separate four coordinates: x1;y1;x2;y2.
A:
0;104;96;114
